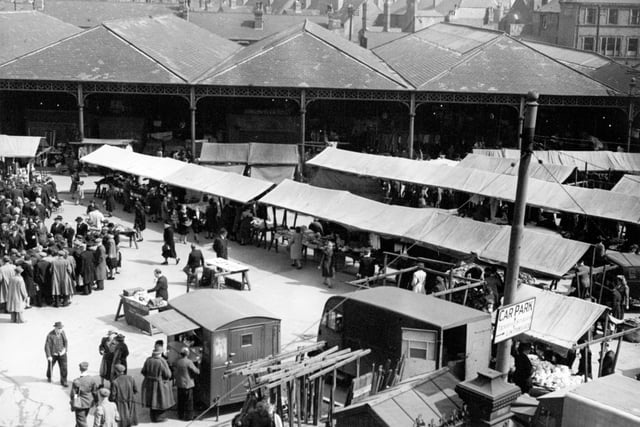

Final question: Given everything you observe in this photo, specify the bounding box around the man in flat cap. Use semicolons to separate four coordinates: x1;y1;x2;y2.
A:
70;361;99;427
44;321;68;386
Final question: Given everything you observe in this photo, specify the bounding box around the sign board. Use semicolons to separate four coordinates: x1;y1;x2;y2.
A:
493;297;536;343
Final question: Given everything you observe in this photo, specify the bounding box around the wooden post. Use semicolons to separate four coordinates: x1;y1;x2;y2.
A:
598;315;610;377
316;376;324;425
588;247;595;297
496;91;538;375
613;335;623;371
329;368;337;426
287;381;294;427
598;265;607;304
382;253;388;286
296;378;302;427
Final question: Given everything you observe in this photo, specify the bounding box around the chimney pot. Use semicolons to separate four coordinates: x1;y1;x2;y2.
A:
254;1;264;29
383;0;390;31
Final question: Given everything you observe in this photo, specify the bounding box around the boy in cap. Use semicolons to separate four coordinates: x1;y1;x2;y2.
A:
44;321;68;386
94;388;120;427
70;361;99;427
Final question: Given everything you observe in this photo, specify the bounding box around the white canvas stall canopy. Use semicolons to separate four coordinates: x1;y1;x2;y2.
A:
0;135;45;158
514;285;608;354
458;153;576;183
203;164;246;175
81;146;273;204
611;174;640;196
69;138;134;146
80;145;184;181
199;143;250;164
259;180;591;277
473;149;640;173
307;148;640;224
163;163;274;204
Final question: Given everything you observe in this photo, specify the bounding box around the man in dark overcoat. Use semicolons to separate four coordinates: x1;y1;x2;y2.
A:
141;350;174;422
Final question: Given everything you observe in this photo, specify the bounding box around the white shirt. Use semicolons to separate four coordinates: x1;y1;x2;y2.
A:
412;270;427;294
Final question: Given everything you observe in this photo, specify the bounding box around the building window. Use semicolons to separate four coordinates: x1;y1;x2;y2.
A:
241;333;253;347
629;38;639;57
585;7;596;24
631;9;640;25
583;37;595;51
607;8;618;24
601;37;622;56
542;15;548;30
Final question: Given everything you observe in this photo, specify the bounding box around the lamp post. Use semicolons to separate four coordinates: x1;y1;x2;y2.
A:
628;77;637;153
348;4;354;41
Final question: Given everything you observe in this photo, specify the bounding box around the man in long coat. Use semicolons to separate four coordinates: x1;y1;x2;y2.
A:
69;361;99;427
6;264;27;323
110;364;138;427
50;251;74;307
34;252;52;305
94;239;108;291
140;350;174;422
0;255;14;311
78;244;96;295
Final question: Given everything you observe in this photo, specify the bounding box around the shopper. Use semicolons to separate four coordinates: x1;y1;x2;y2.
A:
69;361;98;427
44;321;68;387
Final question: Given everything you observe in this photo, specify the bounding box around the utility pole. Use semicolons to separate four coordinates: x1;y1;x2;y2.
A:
495;91;539;375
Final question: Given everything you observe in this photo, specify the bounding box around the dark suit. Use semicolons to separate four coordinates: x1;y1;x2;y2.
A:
174;356;200;421
70;373;99;427
358;255;376;278
50;222;65;236
186;249;204;270
212;236;228;259
148;276;168;301
76;222;89;238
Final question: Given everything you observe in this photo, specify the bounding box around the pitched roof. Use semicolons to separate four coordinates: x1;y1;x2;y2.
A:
538;0;560;13
0;14;240;84
523;40;640;94
198;20;411;89
0;11;81;64
374;23;621;95
103;15;241;82
188;11;327;43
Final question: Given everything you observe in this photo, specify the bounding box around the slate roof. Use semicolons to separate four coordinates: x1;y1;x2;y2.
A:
0;14;240;84
188;11;327;42
197;19;411;89
523;40;640;94
0;11;81;65
373;23;621;95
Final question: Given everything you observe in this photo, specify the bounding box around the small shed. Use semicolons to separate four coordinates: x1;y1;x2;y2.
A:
146;289;281;406
318;287;492;381
332;368;463;427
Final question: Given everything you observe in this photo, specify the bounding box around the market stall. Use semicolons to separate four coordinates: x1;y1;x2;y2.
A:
307;147;640;224
114;287;167;335
258;180;591;278
70;138;135;158
145;289;281;406
605;250;640;302
199;257;251;291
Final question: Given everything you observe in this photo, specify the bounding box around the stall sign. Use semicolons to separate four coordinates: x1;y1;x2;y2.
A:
493;297;536;343
351;372;373;404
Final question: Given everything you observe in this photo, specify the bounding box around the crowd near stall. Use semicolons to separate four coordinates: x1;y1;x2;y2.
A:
1;133;640;426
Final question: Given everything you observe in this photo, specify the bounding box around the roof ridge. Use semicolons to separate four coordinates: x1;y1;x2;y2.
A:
194;23;305;83
302;20;412;89
0;25;88;68
102;20;190;83
417;31;503;89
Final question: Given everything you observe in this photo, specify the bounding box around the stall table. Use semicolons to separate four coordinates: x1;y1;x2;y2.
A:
202;258;251;291
114;294;162;335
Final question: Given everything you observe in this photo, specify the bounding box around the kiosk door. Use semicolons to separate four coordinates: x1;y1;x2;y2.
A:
225;325;265;402
401;328;438;379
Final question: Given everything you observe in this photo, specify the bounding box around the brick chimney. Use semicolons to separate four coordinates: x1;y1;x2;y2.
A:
327;5;342;30
383;0;390;32
254;1;264;29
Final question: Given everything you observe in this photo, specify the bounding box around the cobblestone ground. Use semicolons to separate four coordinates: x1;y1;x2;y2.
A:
0;173;638;427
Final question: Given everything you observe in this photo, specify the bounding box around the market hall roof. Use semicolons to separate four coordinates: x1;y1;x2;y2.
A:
0;11;81;65
372;23;621;95
0;14;241;84
197;20;412;90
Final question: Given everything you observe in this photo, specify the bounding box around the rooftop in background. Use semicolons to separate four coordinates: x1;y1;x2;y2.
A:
0;0;179;27
0;14;240;83
372;22;621;95
197;19;411;90
537;0;560;13
188;11;327;43
0;11;81;64
523;39;640;94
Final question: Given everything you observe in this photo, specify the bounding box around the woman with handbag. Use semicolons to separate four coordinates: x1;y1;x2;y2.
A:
161;222;179;265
